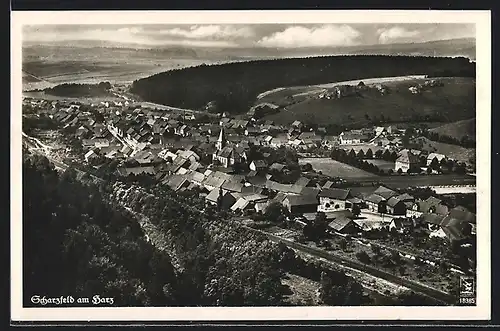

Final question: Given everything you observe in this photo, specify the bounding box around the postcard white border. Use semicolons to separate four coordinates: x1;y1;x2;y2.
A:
11;10;491;322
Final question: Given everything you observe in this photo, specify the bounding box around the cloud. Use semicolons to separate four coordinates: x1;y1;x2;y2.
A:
377;26;421;44
257;24;362;48
156;25;254;40
23;26;240;47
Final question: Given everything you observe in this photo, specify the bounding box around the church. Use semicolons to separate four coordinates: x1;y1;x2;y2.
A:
212;127;243;168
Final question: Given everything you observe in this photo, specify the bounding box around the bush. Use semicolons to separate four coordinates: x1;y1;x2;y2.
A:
356;251;371;264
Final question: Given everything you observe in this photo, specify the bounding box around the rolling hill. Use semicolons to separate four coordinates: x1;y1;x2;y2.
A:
429;118;476;142
260;77;475;127
130;55;475;117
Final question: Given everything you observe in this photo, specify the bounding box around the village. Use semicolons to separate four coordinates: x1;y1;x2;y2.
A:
22;95;477;295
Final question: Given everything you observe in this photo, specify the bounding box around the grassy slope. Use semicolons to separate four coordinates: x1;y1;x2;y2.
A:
414;136;475;164
429;118;476;141
262;77;475;126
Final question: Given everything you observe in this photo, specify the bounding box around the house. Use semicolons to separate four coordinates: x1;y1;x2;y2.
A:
449;206;476;225
321;136;339;149
423;213;472;245
205;187;238;210
318;188;351;212
117;166;156;177
407;196;450;218
249;160;268;172
185;171;206;186
372;186;398;200
84;149;99;163
386;197;407;215
291;120;303;129
395;193;415;202
327;217;361;234
364;194;387;213
221;180;245;193
395;149;421;173
438;215;473;245
269;163;286;172
389;218;414;234
339;132;370;145
426;153;447;166
283;194;319;214
164;175;190;192
298;132;321;144
245;126;260;136
270;133;289;148
230;198;252;213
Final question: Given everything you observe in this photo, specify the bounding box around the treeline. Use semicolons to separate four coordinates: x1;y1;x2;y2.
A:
130;55;475;114
44;82;112;97
330;148;398;175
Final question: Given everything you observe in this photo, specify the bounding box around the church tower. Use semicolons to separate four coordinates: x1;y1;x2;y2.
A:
216;127;226;151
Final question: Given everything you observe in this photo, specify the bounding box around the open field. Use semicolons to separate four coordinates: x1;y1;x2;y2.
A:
262;77;475;127
299;157;375;178
259;75;427;100
23;91;124;104
430;118;476;141
365;159;396;171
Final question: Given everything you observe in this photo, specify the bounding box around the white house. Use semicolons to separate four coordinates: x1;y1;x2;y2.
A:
318;188;352;212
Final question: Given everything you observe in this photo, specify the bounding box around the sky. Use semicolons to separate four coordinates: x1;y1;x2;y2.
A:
23;23;475;48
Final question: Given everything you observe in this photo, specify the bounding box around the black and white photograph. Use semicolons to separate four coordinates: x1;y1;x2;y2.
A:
11;10;491;322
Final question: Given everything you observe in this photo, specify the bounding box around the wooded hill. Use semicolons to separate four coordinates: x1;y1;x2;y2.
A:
43;82;112;97
130;55;475;115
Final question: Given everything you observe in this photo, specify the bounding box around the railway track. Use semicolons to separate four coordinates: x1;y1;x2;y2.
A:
244;225;456;305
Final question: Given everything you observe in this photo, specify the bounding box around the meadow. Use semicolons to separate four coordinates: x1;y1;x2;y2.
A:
364;159;396;171
299;157;375;179
262;77;475;127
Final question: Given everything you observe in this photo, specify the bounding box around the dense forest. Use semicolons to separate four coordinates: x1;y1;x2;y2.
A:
43;82;112;97
130;55;475;114
24;155;386;306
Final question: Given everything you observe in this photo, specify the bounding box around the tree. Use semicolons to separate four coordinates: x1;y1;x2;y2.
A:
320;271;364;306
339;238;348;251
371;244;381;256
391;250;402;265
352;204;361;218
382;149;392;160
365;148;373;159
348;149;356;160
397;168;403;175
375;149;383;159
356;251;371;264
264;202;289;224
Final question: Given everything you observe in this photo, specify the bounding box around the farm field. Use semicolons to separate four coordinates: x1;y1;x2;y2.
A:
23;91;124;104
299;157;375;178
365;159;396;171
262;77;475;127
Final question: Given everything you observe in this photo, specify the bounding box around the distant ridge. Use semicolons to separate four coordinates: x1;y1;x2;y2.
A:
23;37;476;61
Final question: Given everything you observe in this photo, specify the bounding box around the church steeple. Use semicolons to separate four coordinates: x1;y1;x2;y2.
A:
216;127;226;151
